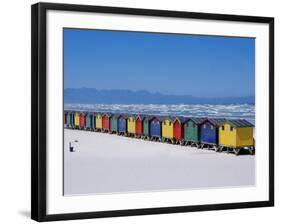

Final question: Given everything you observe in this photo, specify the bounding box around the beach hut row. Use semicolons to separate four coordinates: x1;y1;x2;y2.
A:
64;111;255;155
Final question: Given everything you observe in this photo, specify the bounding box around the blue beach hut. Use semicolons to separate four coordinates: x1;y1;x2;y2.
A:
149;116;162;140
118;114;127;135
199;118;225;147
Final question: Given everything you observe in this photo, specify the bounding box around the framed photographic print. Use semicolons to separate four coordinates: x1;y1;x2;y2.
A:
31;2;274;222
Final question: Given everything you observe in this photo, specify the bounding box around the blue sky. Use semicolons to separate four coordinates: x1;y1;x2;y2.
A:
64;28;255;98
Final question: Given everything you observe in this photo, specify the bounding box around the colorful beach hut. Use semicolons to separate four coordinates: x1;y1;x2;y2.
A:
135;115;145;137
64;111;67;127
102;113;111;132
184;118;202;146
199;118;225;147
127;114;136;136
74;112;80;129
79;112;86;129
66;111;74;128
118;114;127;135
85;112;94;130
95;113;102;131
91;112;96;130
161;116;174;142
110;114;119;134
142;116;151;139
173;117;187;144
149;116;161;140
218;119;254;154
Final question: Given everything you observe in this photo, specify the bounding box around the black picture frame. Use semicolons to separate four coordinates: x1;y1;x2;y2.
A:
31;2;274;222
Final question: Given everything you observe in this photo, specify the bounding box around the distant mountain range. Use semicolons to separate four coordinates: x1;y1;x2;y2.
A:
64;88;255;105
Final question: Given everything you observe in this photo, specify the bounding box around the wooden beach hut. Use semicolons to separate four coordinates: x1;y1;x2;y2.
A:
74;112;80;129
64;111;67;127
70;111;75;128
161;116;174;143
173;117;187;144
135;115;145;138
149;116;161;140
91;112;96;131
95;113;102;131
142;116;151;139
110;114;119;134
79;112;86;129
85;112;94;130
199;118;225;149
118;114;127;135
66;111;71;128
184;118;202;146
218;119;254;154
102;113;111;132
127;114;136;137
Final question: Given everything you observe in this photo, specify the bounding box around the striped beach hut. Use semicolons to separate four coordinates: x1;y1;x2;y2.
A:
118;114;127;135
74;112;80;129
110;114;119;134
184;118;202;146
79;112;86;129
127;114;136;137
199;118;225;149
173;117;187;144
95;113;103;131
102;113;111;132
218;119;254;154
135;115;145;138
85;112;94;130
161;116;174;143
149;116;161;140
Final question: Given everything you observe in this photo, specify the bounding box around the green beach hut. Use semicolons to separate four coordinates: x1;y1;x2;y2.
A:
110;114;119;134
85;112;94;130
184;118;202;147
142;116;151;139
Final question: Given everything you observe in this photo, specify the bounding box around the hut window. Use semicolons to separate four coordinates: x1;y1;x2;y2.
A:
164;121;166;125
192;124;195;128
169;121;171;126
186;123;188;127
203;124;206;128
222;126;225;131
210;125;213;130
230;126;234;131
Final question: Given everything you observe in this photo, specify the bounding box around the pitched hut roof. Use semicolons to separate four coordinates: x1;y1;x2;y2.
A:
173;116;188;123
102;112;112;117
145;115;161;121
160;116;175;122
185;117;203;124
199;117;226;127
222;119;254;128
136;114;146;120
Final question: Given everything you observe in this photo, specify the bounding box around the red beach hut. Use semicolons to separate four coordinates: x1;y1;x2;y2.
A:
135;115;144;137
79;112;86;129
102;113;111;132
173;117;186;143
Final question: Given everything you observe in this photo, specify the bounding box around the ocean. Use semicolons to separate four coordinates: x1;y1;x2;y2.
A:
64;104;255;124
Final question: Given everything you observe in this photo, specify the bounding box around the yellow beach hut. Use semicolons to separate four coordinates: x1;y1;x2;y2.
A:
219;119;254;155
161;116;174;142
74;111;80;129
95;113;103;131
127;114;136;136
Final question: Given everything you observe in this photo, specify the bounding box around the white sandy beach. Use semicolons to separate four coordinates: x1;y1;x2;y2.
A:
64;129;255;195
